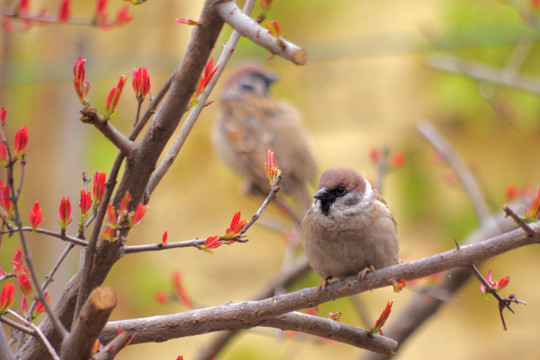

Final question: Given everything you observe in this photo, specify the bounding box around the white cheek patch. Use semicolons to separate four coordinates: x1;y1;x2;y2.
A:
359;179;374;210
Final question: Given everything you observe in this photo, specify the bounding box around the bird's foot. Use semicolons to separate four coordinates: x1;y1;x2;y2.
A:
317;276;334;291
357;266;375;280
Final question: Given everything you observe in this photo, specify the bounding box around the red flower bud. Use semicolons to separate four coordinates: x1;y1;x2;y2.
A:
58;0;71;22
201;235;221;253
172;270;192;306
223;211;247;239
369;301;393;336
0;106;6;125
79;190;92;216
119;191;132;214
0;144;8;166
162;231;168;244
29;201;43;231
155;292;168;304
392;151;405;167
115;5;132;25
33;289;50;319
16;273;32;296
17;0;30;14
264;150;281;185
0;282;15;314
58;196;72;232
11;248;24;272
129;203;147;227
73;56;90;102
497;275;510;290
0;180;12;217
96;0;108;23
175;18;198;26
20;296;28;313
105;75;127;117
14;126;28;158
93;172;107;207
524;186;540;221
132;67;151;102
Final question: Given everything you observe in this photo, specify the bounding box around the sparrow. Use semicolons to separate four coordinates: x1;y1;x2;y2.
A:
212;62;317;214
301;167;399;286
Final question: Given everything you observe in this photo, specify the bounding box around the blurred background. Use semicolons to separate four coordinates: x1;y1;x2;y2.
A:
1;0;540;359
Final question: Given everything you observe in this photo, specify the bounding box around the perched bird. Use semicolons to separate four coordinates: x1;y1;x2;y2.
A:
301;167;399;287
212;62;317;214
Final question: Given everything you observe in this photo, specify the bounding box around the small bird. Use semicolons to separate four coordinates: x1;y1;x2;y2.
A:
212;62;317;214
301;167;399;287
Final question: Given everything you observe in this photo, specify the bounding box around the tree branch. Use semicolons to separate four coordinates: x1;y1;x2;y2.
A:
146;0;256;198
61;287;117;360
79;107;137;155
502;205;536;237
197;257;311;360
93;331;132;360
360;201;531;360
101;223;539;349
215;0;307;65
417;121;491;224
0;323;16;360
262;312;397;356
427;55;540;96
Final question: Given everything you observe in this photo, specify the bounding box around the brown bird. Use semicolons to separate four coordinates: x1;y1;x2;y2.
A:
212;62;317;214
301;167;399;286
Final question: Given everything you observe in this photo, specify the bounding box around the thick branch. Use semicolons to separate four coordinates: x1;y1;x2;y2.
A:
101;223;539;346
262;312;397;355
216;1;307;65
60;287;117;360
197;257;311;360
360;201;530;360
0;326;15;360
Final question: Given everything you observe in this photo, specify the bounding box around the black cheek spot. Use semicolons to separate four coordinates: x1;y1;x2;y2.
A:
344;195;360;207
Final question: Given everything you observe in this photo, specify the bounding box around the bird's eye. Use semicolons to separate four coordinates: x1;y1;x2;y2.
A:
241;83;255;91
336;187;346;195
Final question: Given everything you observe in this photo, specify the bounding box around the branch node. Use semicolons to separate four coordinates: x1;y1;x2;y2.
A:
502;205;535;237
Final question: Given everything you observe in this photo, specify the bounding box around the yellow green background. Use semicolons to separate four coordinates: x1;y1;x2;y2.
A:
1;0;539;359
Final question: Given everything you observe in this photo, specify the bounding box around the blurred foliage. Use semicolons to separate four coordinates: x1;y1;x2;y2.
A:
0;0;539;359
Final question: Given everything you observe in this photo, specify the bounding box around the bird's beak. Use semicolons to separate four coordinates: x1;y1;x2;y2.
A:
262;73;278;95
313;187;328;200
263;73;278;84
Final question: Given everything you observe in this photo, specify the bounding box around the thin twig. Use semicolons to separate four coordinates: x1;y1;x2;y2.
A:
26;243;75;319
123;238;210;254
2;313;35;335
241;179;281;235
468;264;526;330
126;176;280;254
146;7;248;198
417;120;491;224
28;323;61;360
502;205;535;237
0;227;88;246
428;55;540;96
5;154;68;340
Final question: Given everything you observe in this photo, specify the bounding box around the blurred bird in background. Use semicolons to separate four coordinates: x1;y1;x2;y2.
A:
212;62;317;221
